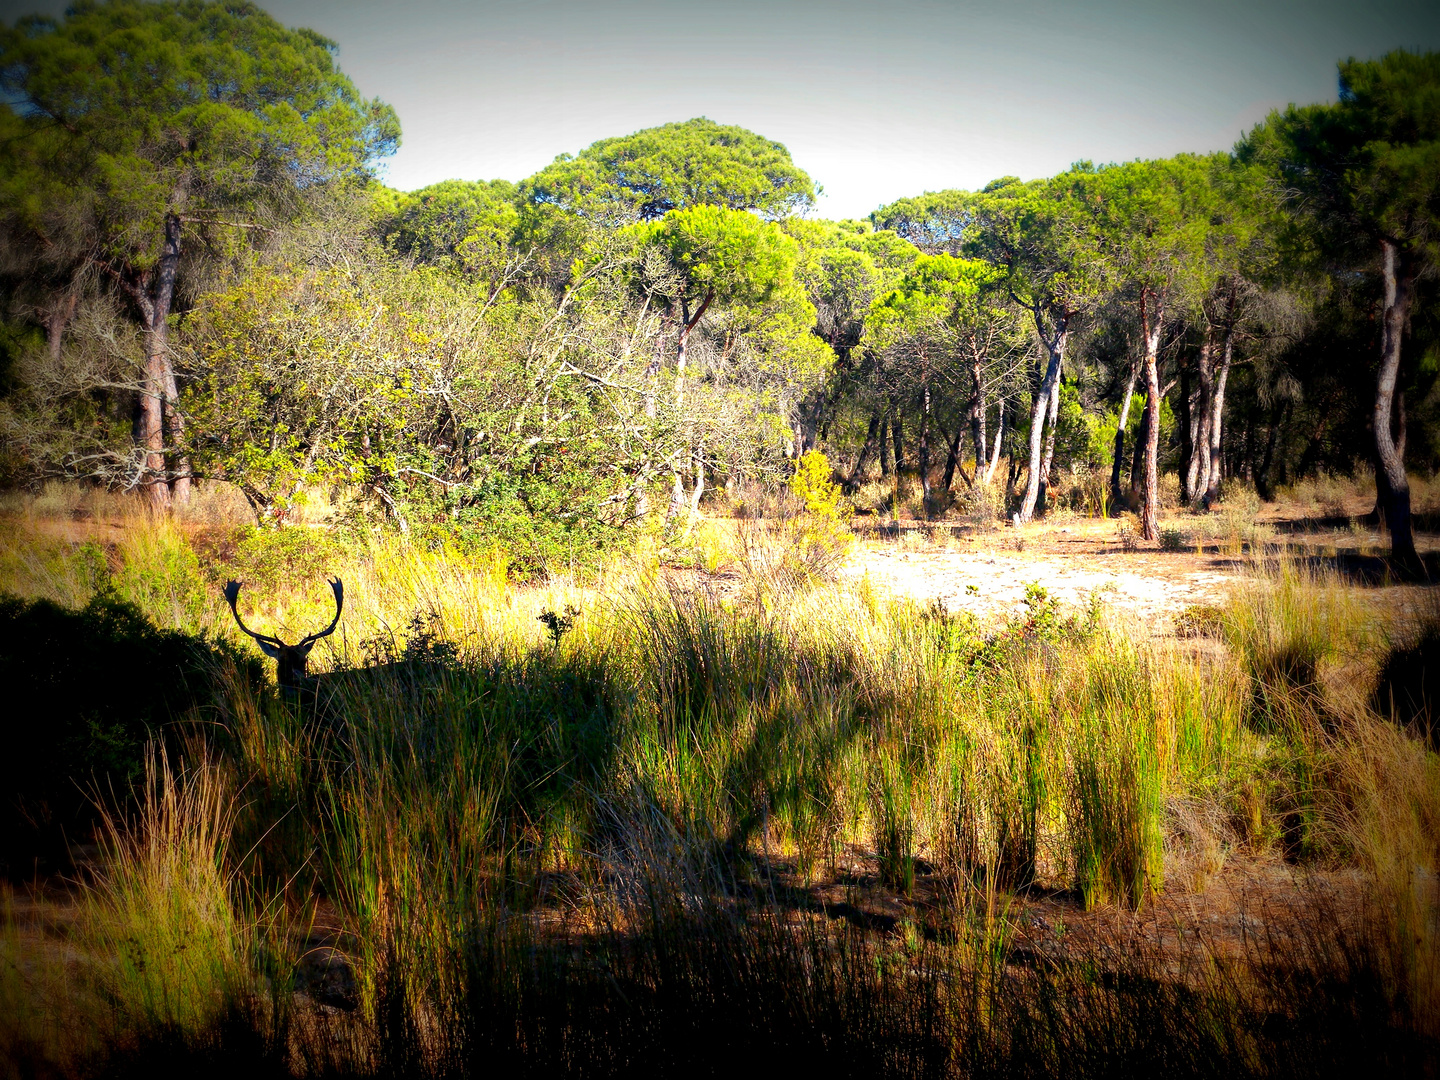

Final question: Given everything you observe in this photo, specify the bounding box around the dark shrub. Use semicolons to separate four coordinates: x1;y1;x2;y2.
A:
1372;625;1439;748
0;594;258;878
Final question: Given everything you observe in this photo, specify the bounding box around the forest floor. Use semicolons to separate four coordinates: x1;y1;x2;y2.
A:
842;493;1440;633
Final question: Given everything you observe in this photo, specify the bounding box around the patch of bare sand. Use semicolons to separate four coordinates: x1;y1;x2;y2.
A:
842;540;1238;632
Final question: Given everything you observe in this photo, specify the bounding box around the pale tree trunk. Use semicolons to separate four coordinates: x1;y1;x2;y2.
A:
633;470;651;523
1202;317;1234;507
1179;361;1197;504
674;292;711;408
667;290;711;530
969;345;987;477
683;449;705;537
45;289;79;363
1375;239;1418;565
1111;359;1139;510
1035;371;1062;516
1191;335;1215;507
136;282;169;510
126;203;190;510
1018;313;1067;523
918;377;932;509
666;461;686;525
983;400;1005;486
1139;291;1164;542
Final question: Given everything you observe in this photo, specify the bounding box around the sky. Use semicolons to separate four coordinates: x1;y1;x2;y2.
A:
4;0;1440;219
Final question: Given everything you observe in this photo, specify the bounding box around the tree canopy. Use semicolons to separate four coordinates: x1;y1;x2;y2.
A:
0;17;1435;569
523;117;815;224
0;0;399;507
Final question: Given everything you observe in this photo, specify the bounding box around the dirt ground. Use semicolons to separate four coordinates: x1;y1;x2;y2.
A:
842;524;1238;631
840;501;1440;633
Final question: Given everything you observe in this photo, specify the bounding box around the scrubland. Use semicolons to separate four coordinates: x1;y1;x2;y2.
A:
1;482;1438;1078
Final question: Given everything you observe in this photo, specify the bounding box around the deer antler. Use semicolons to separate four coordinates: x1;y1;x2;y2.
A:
297;577;344;651
223;580;285;659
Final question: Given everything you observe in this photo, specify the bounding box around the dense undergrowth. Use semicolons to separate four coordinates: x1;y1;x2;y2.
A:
1;499;1438;1076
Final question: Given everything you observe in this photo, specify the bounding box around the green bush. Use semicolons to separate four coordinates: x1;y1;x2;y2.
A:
228;525;344;593
789;450;850;520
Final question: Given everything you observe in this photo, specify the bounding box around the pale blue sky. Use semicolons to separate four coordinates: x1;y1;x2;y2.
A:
5;0;1439;218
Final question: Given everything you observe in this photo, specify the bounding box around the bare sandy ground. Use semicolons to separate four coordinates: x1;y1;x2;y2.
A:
839;503;1437;632
841;540;1236;631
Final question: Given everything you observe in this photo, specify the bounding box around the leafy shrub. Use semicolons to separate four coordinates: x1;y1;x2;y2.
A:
1159;526;1188;552
228;525;343;593
1117;518;1140;552
0;594;258;877
789;450;849;520
957;481;1003;528
449;471;623;578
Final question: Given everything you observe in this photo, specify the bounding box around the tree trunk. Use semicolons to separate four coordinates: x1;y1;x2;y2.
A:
1129;395;1148;498
891;411;905;475
850;411;883;489
129;204;192;510
983;400;1005;486
132;274;169;510
943;423;966;492
1111;360;1139;510
1256;400;1288;502
1191;336;1214;507
674;289;713;410
45;289;79;363
1018;315;1067;523
918;380;932;508
683;449;705;537
1179;358;1196;504
157;211;190;506
880;416;893;477
1139;291;1164;542
633;471;651;522
969;351;987;477
666;465;686;524
1035;373;1062;517
1375;239;1418;565
1202;315;1234;507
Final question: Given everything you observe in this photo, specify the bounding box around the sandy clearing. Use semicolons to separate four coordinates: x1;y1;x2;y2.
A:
841;543;1237;631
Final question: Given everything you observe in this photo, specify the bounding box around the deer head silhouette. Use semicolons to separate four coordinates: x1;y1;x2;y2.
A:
223;578;343;690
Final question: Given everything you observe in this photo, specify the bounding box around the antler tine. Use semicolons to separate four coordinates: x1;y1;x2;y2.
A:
298;577;344;649
223;580;285;653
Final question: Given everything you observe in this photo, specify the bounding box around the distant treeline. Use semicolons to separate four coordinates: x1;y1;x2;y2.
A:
0;1;1435;560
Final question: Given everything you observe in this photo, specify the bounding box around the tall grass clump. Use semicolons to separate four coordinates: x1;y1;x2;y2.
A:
85;747;245;1033
1221;561;1367;859
1371;591;1440;747
1222;560;1359;729
1330;716;1440;1036
1069;715;1164;909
